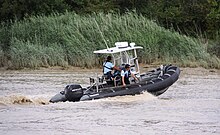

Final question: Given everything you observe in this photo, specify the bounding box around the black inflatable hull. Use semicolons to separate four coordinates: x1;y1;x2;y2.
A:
50;65;180;103
50;91;67;103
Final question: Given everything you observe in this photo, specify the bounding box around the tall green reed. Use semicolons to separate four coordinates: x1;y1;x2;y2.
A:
1;12;219;69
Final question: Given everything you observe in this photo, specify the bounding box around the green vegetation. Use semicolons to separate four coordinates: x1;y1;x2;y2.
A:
0;0;219;69
0;12;219;69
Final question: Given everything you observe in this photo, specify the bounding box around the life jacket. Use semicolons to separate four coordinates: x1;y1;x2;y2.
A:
122;68;131;78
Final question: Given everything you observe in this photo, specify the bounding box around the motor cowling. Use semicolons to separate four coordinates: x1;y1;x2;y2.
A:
64;84;83;102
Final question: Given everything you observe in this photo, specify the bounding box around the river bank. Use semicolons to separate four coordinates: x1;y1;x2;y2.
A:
1;64;219;75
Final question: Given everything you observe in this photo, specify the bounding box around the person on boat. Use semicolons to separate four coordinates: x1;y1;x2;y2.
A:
103;56;121;81
121;64;138;86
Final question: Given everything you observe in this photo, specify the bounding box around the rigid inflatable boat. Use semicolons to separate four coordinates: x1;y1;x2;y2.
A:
50;42;180;103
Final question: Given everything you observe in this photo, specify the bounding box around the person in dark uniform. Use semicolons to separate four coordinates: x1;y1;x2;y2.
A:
121;64;138;86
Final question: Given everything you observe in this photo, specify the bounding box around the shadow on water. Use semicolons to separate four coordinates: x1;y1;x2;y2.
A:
158;97;172;100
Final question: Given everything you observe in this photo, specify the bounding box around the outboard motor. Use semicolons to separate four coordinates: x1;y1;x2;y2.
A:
64;84;83;102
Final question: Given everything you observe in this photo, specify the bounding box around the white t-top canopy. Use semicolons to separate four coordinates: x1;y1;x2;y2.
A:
93;42;143;54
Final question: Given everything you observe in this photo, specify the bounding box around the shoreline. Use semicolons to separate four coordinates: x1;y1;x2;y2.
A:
0;65;219;76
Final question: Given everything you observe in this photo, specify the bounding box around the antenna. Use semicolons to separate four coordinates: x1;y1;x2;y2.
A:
94;18;109;49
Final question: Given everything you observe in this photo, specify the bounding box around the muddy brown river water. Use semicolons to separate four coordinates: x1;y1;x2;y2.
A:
0;67;220;135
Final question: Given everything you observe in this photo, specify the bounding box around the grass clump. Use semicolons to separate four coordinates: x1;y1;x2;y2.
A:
0;12;219;69
10;38;68;69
